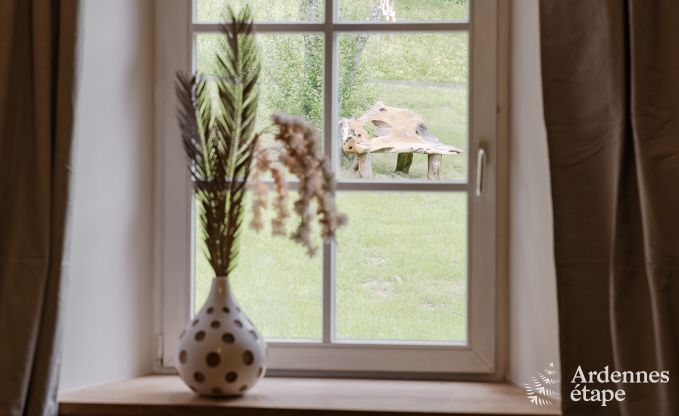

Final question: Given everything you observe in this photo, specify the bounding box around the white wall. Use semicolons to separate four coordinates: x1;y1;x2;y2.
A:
508;0;561;385
60;0;155;391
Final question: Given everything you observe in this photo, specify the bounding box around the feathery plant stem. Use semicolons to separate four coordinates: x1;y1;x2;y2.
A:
177;5;345;276
176;6;260;278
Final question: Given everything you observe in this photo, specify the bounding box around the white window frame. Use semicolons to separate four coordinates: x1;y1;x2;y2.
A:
154;0;507;378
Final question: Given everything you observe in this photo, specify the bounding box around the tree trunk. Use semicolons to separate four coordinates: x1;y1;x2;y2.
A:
300;0;323;126
395;152;413;174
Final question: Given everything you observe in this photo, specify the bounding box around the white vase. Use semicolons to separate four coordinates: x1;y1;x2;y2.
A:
175;276;267;397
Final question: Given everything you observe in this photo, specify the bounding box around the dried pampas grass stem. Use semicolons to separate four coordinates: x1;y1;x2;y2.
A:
251;115;347;256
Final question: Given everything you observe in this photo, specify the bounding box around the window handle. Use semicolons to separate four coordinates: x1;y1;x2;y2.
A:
476;148;487;197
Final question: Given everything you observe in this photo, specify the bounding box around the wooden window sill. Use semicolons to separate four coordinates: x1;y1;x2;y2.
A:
58;375;561;416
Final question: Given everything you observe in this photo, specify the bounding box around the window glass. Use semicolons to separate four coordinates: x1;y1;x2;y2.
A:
196;33;324;136
337;32;468;181
338;0;468;23
195;0;324;22
195;196;323;340
335;192;467;342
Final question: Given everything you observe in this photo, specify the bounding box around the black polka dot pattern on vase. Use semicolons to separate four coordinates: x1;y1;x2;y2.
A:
176;278;267;398
205;352;221;368
243;350;254;365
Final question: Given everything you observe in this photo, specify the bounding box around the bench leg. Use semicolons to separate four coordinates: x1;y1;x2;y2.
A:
357;153;372;179
395;153;413;174
427;154;441;180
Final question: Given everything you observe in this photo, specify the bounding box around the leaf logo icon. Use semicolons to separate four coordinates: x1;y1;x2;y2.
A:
524;362;561;407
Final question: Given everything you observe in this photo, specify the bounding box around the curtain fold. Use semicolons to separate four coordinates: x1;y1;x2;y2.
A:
0;1;79;416
540;1;679;415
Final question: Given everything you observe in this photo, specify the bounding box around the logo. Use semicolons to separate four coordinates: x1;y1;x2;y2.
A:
524;362;561;407
525;364;671;407
569;365;669;407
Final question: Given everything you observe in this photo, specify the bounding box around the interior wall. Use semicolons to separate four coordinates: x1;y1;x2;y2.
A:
508;0;561;385
58;0;557;391
60;0;155;391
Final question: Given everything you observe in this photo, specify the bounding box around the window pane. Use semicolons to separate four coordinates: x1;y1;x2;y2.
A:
195;0;324;22
338;0;468;23
335;192;467;342
196;33;323;179
195;196;323;339
196;33;324;135
338;33;468;181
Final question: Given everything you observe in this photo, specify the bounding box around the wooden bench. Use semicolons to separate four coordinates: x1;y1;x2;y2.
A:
340;102;462;179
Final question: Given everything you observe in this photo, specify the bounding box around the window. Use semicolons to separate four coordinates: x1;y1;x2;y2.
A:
156;0;504;376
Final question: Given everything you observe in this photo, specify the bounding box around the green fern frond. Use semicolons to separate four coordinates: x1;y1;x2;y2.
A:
175;5;260;277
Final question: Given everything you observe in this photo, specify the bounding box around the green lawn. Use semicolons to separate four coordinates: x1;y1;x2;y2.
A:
196;192;467;341
195;195;323;339
335;192;466;340
193;0;469;343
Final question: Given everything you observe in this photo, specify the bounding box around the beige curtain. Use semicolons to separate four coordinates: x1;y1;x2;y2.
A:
540;1;679;415
0;1;79;415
